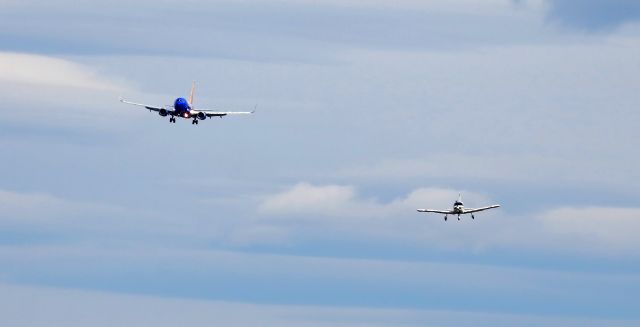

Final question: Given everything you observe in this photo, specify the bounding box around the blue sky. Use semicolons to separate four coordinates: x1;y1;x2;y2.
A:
1;0;640;326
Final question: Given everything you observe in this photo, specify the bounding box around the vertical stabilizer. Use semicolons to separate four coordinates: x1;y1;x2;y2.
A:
188;81;196;107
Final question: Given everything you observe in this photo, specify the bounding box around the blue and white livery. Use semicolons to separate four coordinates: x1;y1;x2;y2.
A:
417;194;500;221
120;82;254;125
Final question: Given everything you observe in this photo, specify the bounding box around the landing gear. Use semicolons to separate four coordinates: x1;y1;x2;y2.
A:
169;117;176;123
192;119;199;125
471;214;475;220
457;215;460;221
444;215;448;221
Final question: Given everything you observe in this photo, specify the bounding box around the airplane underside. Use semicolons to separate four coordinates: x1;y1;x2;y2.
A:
444;212;475;221
165;112;221;125
167;116;201;124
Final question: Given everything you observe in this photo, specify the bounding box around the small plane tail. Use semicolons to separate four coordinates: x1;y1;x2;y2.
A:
188;81;196;106
458;193;462;203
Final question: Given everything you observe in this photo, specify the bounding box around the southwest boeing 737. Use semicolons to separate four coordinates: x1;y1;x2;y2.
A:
120;82;254;125
417;194;500;221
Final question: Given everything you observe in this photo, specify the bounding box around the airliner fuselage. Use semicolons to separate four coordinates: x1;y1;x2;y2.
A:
120;82;254;125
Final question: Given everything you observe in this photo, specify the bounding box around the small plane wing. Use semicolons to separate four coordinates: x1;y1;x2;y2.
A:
192;107;255;118
120;97;173;113
463;205;501;214
417;209;453;214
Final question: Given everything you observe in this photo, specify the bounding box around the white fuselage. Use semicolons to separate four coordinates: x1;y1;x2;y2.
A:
453;202;464;214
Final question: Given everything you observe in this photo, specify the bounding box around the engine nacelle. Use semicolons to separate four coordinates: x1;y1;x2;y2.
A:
158;108;168;117
197;112;207;120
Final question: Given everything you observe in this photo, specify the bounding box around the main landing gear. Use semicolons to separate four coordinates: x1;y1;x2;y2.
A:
191;119;199;125
169;117;176;123
444;215;448;221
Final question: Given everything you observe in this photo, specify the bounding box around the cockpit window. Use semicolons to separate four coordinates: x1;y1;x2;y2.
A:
454;202;463;206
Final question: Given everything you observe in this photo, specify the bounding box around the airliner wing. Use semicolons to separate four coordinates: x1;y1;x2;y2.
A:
417;209;453;214
120;98;173;113
193;108;255;117
464;205;500;214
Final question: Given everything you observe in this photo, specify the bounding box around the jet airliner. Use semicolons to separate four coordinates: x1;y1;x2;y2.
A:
417;194;500;221
120;82;254;125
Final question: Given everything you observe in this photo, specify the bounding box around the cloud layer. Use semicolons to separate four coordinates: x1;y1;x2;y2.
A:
257;183;640;256
3;283;639;327
1;0;639;324
0;52;120;90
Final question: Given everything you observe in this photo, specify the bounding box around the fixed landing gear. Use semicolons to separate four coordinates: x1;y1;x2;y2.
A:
192;119;199;125
444;215;448;221
169;117;176;123
471;214;475;220
457;215;460;221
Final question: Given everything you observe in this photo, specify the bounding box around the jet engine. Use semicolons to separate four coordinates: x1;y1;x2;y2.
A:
197;112;207;120
158;108;168;117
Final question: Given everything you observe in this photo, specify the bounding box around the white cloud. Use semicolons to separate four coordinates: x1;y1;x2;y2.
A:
259;183;361;217
4;185;639;257
440;206;640;257
0;52;132;126
256;183;640;256
0;52;120;91
256;183;502;249
539;207;640;254
259;183;488;220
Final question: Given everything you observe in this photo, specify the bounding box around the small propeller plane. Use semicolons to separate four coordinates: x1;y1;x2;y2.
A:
120;82;254;125
417;194;500;221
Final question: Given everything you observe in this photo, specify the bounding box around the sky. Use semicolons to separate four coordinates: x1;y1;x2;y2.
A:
1;0;640;326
